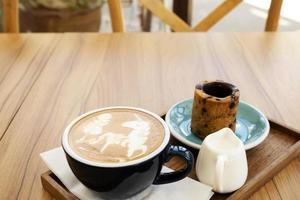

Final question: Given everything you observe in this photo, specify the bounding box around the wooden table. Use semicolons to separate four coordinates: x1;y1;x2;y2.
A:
0;33;299;199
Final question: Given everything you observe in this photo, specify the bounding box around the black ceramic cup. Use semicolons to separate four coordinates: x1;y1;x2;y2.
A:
62;107;194;199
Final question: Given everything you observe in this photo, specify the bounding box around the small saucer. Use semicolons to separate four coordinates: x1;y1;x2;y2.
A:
165;99;270;150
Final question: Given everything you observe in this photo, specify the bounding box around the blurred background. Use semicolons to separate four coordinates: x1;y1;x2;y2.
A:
0;0;299;32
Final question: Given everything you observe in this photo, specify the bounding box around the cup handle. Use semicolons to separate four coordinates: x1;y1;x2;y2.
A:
153;145;194;185
215;155;225;192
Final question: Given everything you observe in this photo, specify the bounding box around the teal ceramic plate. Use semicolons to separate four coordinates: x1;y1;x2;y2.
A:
165;99;270;150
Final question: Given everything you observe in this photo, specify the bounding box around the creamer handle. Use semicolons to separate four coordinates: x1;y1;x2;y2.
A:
215;155;225;192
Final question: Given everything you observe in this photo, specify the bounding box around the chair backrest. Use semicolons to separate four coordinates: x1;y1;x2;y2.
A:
2;0;19;32
1;0;125;33
2;0;281;33
140;0;283;32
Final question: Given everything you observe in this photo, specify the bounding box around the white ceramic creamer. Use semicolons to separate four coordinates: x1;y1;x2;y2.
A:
196;128;248;193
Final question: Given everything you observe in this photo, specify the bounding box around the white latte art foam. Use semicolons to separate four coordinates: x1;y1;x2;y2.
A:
75;114;150;160
68;109;165;163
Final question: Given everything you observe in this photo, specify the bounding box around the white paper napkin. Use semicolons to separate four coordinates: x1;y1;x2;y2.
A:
40;147;213;200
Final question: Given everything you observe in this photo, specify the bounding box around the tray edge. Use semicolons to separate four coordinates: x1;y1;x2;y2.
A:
41;171;79;200
226;140;300;200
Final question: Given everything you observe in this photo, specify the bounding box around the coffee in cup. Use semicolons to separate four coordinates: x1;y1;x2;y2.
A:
68;108;165;164
62;107;194;199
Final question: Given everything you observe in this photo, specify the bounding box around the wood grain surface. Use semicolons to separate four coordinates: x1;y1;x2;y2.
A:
0;33;299;199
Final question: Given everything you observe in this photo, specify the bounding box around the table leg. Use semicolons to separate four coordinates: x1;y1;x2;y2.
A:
173;0;192;24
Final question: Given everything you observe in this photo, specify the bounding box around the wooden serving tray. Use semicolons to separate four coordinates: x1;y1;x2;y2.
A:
41;119;300;200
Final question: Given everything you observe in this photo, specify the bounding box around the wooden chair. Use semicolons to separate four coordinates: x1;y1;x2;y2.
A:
2;0;282;33
1;0;126;33
266;0;284;31
107;0;126;32
139;0;283;32
141;0;192;31
2;0;19;32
